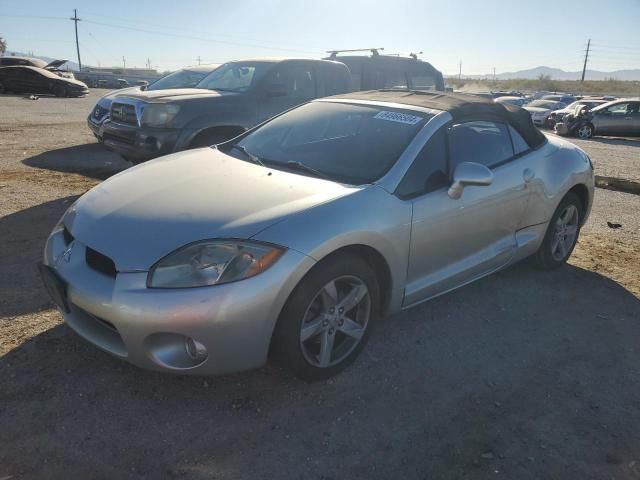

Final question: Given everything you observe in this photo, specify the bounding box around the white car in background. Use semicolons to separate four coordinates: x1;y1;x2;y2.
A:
524;100;567;128
494;96;526;107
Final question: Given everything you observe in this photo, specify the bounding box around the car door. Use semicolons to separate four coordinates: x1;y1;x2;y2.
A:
629;102;640;135
593;102;632;135
402;120;535;306
257;62;316;123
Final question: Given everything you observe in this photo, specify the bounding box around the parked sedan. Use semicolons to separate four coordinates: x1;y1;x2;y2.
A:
580;98;640;138
524;99;566;127
41;91;594;380
87;64;220;142
0;66;88;97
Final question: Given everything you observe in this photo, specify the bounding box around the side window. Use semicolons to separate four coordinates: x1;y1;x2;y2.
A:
448;121;514;171
373;69;408;89
508;125;530;155
606;103;629;115
396;128;448;198
263;64;315;99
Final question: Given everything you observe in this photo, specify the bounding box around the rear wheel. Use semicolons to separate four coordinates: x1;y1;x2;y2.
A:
576;123;593;139
532;192;583;270
52;84;67;97
272;254;379;380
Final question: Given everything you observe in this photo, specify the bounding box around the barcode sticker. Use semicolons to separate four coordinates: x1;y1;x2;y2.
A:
373;111;423;125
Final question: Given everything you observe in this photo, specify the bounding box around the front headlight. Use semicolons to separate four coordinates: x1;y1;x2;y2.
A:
141;104;180;127
147;240;285;288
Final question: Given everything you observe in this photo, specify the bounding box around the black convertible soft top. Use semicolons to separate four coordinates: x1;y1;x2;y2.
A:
328;89;547;149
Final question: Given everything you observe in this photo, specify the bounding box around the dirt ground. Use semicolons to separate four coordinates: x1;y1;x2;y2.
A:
0;91;639;480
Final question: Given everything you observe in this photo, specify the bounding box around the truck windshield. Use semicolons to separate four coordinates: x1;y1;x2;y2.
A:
197;62;272;93
147;69;210;91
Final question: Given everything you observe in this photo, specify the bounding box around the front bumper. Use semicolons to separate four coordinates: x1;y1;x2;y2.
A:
101;122;182;162
43;227;315;375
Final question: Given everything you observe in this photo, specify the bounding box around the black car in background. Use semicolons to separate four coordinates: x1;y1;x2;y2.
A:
0;66;89;97
325;49;445;91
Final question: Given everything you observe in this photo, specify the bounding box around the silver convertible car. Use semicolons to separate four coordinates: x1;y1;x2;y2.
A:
40;90;594;380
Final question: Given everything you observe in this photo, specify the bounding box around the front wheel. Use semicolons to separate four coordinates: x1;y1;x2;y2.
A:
576;123;594;139
272;254;379;380
532;192;583;270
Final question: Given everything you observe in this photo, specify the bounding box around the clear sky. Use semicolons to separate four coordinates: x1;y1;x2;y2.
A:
1;0;639;75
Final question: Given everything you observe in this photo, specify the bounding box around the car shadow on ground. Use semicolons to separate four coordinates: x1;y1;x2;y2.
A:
0;196;79;318
591;137;640;146
1;257;639;479
22;143;129;181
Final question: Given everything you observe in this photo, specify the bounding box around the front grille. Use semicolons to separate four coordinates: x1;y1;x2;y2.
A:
110;102;137;125
92;104;109;121
85;247;117;278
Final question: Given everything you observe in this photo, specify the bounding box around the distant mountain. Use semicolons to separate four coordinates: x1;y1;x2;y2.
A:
452;65;640;81
2;51;80;71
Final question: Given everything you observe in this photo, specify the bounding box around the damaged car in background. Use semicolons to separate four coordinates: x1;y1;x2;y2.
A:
40;90;594;380
0;65;88;97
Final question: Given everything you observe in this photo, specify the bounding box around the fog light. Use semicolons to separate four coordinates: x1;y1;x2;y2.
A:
184;337;208;361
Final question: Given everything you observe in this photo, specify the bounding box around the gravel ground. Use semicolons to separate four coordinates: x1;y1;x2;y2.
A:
1;92;639;480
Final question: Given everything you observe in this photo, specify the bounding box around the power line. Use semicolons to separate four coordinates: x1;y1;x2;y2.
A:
81;18;322;55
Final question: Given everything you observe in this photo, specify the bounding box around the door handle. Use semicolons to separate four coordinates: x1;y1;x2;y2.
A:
523;168;535;183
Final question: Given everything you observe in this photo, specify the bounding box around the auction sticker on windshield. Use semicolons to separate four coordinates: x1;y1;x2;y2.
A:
374;111;423;125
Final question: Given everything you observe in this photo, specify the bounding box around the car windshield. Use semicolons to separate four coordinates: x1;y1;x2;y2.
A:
528;100;558;109
196;62;272;92
147;69;210;91
228;101;432;185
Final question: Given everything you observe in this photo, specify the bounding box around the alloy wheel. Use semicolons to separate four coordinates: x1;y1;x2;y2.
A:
551;204;579;261
577;125;592;139
299;275;371;368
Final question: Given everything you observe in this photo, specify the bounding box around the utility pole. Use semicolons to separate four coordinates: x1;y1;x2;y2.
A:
493;67;496;82
122;56;126;70
70;9;82;71
146;58;151;70
458;60;462;80
197;56;202;65
581;39;591;82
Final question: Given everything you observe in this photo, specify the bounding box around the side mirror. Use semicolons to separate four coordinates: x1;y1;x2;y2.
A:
264;83;288;97
140;85;147;91
447;162;494;200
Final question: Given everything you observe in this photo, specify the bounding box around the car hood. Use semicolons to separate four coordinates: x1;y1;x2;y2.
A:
64;148;358;271
61;77;88;88
117;88;237;103
101;86;141;102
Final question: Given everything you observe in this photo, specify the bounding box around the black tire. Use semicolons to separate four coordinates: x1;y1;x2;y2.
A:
271;253;380;381
52;84;67;97
532;192;583;270
575;123;594;139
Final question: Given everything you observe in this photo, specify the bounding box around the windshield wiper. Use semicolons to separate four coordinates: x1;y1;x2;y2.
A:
286;161;331;180
231;145;266;167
